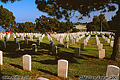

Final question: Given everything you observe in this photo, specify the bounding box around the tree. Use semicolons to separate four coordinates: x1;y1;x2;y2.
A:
93;16;100;24
86;15;109;31
17;22;35;32
35;15;73;33
110;9;120;61
35;15;60;32
86;23;100;31
35;0;117;21
99;14;105;32
0;5;16;31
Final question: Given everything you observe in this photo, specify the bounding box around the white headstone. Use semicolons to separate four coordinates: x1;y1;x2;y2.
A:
36;77;49;80
109;35;111;38
110;41;114;47
66;37;69;41
98;44;103;50
99;49;105;59
105;37;108;41
60;38;63;44
97;40;100;46
0;51;3;65
76;38;79;42
58;59;68;78
22;36;24;40
107;39;110;43
84;40;87;45
106;65;119;80
23;54;31;71
30;36;33;41
112;36;114;39
71;39;75;44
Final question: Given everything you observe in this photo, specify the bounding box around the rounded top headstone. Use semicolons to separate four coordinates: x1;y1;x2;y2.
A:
58;59;68;63
36;77;49;80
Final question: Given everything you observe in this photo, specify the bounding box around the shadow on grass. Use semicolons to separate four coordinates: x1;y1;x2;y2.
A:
80;54;98;59
38;69;57;76
33;59;58;65
10;64;23;70
56;44;64;48
103;44;110;46
83;48;98;51
3;50;26;58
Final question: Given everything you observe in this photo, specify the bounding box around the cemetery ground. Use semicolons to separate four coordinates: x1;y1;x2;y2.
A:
0;34;120;80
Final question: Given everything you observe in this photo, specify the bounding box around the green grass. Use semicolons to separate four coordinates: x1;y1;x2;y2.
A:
0;34;120;80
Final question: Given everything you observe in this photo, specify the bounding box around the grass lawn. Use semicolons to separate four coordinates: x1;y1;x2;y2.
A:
0;34;120;80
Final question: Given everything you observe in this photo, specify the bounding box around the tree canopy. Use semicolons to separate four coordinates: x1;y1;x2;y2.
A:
35;0;119;21
16;22;35;33
35;15;73;33
86;15;109;31
1;0;119;21
0;5;16;31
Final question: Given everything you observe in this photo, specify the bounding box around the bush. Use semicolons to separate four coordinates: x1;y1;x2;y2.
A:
72;28;80;32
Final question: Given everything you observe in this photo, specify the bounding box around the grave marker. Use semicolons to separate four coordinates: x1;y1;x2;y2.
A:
25;38;28;44
99;49;105;59
4;37;7;42
17;42;20;50
81;42;84;50
110;41;114;47
23;54;31;71
106;65;119;80
52;45;57;54
37;40;40;46
98;44;103;50
2;41;6;49
107;39;110;43
36;77;49;80
58;59;68;78
0;51;3;65
14;38;17;43
64;41;68;48
71;39;75;44
74;48;80;57
32;44;37;52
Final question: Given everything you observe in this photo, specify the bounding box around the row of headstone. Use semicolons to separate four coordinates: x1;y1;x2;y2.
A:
84;34;91;45
23;56;68;79
95;35;105;59
50;32;86;44
14;33;45;42
2;38;20;50
101;34;114;47
2;38;38;52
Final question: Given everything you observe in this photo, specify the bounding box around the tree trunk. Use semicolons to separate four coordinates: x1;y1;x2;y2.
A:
111;29;120;61
101;20;102;32
110;4;120;61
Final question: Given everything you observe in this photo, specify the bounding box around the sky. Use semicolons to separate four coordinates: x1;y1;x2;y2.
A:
0;0;119;32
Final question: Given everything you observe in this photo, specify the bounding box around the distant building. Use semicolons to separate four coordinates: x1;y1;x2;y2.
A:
74;24;87;32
